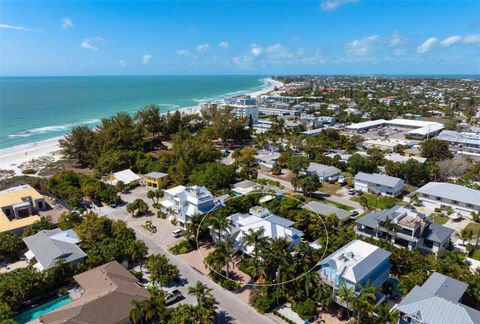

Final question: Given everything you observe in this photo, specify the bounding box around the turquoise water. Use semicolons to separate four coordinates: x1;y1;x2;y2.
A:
14;295;73;323
0;75;266;149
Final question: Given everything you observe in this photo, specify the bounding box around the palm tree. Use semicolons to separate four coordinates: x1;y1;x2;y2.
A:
188;281;214;308
129;296;165;324
354;284;377;323
337;284;356;322
241;229;267;266
208;215;232;243
129;300;144;324
382;217;398;243
459;228;473;245
184;214;206;242
126;240;148;266
317;283;333;311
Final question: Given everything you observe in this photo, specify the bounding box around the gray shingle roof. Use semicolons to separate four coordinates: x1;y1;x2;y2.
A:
355;172;404;188
306;163;341;177
423;222;454;244
233;180;256;189
23;229;86;270
417;182;480;207
304;201;352;220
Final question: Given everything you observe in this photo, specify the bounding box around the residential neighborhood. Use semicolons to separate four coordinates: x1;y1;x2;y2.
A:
1;74;479;324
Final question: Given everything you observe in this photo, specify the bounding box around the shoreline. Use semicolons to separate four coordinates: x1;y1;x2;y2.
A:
0;77;284;176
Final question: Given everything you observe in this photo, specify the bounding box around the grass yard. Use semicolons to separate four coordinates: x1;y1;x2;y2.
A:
430;213;449;225
323;198;355;211
471;249;480;261
320;182;342;195
465;222;480;235
351;193;406;210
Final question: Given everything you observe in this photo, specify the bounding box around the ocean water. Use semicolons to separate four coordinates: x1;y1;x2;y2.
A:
0;75;267;149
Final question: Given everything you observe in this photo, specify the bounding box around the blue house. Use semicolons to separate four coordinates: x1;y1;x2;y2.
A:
317;240;391;294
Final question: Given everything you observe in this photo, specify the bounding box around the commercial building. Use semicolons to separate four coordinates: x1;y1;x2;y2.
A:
397;272;480;324
0;184;47;233
40;261;150;324
347;118;444;139
355;205;453;253
354;172;404;197
414;182;480;217
23;229;86;271
436;130;480;151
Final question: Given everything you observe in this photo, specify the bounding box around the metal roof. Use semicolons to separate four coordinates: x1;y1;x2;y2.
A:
143;171;167;179
306;163;341;177
304;201;352;220
422;272;468;302
423;222;455;244
355;172;404;188
417;182;480;207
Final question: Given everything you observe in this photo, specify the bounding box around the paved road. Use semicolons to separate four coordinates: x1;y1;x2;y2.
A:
131;224;278;324
258;171;362;212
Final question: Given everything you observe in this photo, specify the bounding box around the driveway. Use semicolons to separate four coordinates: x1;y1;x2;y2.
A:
132;224;277;324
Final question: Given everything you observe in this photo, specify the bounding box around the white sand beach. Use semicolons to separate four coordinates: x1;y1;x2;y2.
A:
0;78;284;175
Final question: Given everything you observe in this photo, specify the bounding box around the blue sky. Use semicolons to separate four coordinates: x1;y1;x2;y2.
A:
1;0;479;75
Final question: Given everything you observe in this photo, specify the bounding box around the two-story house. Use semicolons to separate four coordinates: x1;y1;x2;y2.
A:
355;205;454;253
160;185;221;226
317;240;391;306
213;206;304;256
354;172;404;197
414;182;480;217
0;184;48;234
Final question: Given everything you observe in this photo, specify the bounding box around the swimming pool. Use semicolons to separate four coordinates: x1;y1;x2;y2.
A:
14;295;72;324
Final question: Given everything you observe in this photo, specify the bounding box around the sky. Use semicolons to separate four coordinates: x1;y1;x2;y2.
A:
1;0;480;76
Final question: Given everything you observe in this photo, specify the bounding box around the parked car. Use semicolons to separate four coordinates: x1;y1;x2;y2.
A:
348;188;356;195
172;229;184;238
165;289;183;306
350;211;359;218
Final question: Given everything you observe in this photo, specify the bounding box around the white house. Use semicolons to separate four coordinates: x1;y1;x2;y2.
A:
354;172;404;197
306;163;341;182
217;206;304;256
255;150;280;169
160;185;221;226
414;182;480;217
108;169;141;186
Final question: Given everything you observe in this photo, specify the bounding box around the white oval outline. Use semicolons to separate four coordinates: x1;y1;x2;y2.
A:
194;190;329;287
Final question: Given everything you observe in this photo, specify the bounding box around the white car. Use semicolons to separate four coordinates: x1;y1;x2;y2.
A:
172;229;184;238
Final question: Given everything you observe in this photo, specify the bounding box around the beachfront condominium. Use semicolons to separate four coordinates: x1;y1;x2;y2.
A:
0;184;47;233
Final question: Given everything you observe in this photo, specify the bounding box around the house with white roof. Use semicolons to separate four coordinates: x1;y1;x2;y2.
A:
384;154;426;164
354;172;404;197
108;169;141;186
160;185;221;226
317;240;391;304
397;272;480;324
414;182;480;217
23;229;86;271
306;163;341;182
255;150;281;169
219;206;304;256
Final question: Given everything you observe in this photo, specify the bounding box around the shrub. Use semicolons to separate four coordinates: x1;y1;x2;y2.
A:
169;239;194;255
129;269;143;280
434;208;441;213
272;164;282;175
152;203;161;209
171;219;177;226
21;168;37;175
157;210;167;219
292;298;317;320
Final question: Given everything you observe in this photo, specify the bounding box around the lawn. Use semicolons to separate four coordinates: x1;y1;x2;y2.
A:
471;249;480;261
351;193;405;210
323;198;355;211
320;182;342;195
430;213;449;225
465;222;480;235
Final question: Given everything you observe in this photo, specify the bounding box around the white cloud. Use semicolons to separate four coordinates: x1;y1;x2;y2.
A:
219;41;229;49
440;35;462;47
463;34;480;44
196;43;210;53
61;18;74;29
0;23;39;32
266;43;294;60
320;0;357;11
79;37;104;51
176;49;191;56
250;44;263;57
118;59;126;67
389;31;407;47
417;37;438;53
142;54;152;64
345;35;380;56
